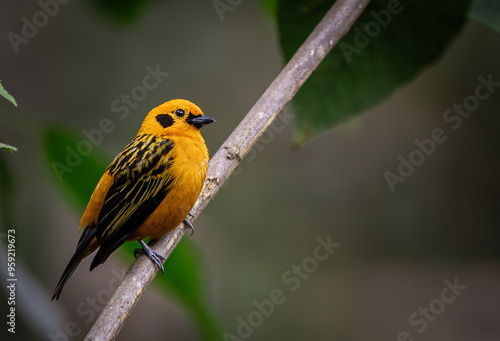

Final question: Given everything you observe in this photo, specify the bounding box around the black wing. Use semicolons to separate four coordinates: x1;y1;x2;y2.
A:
90;134;175;270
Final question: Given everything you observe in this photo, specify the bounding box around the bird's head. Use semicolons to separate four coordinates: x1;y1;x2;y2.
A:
139;99;215;137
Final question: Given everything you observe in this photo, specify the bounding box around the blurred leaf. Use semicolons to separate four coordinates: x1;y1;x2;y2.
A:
278;0;472;145
470;0;500;33
41;124;220;340
42;125;108;210
0;80;17;107
87;0;154;24
0;143;18;153
258;0;278;20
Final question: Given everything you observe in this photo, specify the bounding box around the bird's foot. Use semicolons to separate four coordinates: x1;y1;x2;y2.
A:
134;240;166;274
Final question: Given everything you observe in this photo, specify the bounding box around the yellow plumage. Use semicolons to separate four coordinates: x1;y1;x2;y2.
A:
52;99;214;300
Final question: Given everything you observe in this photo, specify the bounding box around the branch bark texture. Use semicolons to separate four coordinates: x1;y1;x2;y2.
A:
84;0;371;339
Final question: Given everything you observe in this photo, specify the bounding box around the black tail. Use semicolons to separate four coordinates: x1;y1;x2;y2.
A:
52;227;98;300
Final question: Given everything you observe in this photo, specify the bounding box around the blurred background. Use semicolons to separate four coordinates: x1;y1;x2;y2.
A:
1;0;500;340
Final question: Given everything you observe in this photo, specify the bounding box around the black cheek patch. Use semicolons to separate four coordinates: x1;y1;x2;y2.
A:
156;114;174;128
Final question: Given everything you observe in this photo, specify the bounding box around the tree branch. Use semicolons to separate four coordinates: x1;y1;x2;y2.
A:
84;0;371;339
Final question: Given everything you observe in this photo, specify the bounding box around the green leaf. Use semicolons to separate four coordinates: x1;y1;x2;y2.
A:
0;143;18;153
278;0;473;145
258;0;278;20
41;125;220;340
470;0;500;33
42;125;108;210
0;80;17;107
87;0;154;24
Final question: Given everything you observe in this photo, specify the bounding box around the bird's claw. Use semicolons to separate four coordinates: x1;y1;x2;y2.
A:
184;216;195;236
134;240;166;274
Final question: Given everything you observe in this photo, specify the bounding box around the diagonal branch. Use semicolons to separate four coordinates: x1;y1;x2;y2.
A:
84;0;371;339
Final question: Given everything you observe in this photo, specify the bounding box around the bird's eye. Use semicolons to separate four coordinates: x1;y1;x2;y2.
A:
175;109;185;117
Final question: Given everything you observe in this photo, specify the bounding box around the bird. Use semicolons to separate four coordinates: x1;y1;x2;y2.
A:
52;99;215;300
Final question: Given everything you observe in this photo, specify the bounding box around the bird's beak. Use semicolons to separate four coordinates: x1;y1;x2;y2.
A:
187;115;215;128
